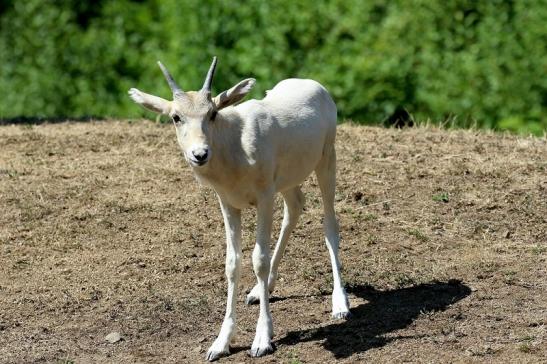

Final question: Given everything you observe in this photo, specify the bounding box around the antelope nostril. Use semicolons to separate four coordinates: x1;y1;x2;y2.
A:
192;150;208;162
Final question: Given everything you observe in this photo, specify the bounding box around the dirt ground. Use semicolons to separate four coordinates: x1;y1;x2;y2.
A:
0;120;545;363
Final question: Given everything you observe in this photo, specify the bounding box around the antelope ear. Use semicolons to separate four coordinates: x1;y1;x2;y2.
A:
213;78;255;110
128;88;171;115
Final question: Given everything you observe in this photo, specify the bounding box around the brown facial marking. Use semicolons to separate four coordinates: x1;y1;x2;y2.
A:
173;91;214;119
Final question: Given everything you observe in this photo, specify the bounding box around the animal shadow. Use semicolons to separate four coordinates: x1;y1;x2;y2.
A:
277;280;471;358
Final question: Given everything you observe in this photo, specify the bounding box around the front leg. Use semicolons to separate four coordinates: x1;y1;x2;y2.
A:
206;197;242;362
250;192;275;357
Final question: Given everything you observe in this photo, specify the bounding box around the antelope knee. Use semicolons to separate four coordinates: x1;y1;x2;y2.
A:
252;246;270;278
225;253;241;279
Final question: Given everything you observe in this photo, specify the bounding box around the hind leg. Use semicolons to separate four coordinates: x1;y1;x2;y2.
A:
246;186;305;304
315;146;350;319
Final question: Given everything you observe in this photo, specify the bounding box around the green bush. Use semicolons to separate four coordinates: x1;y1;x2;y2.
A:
0;0;545;135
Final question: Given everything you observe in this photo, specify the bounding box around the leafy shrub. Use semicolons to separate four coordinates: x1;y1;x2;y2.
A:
0;0;545;135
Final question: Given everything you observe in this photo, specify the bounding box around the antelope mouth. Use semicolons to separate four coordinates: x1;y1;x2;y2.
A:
188;157;209;167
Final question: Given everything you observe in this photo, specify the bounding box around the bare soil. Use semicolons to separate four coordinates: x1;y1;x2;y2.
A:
0;120;545;363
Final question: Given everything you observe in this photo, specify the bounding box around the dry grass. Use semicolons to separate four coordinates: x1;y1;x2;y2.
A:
0;120;545;363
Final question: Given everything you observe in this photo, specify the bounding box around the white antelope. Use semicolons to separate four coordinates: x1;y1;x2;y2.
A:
129;57;350;361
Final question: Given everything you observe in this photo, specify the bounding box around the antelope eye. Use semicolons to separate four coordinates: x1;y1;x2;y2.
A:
210;110;218;121
172;114;181;123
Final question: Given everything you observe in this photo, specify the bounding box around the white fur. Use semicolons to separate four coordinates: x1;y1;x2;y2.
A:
129;75;350;361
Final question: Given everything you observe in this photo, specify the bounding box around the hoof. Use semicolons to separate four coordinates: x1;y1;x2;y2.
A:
205;348;230;362
245;294;260;305
248;343;276;357
246;284;274;305
332;310;352;320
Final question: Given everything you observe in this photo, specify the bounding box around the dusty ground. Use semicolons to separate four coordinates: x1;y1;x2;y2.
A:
0;120;545;363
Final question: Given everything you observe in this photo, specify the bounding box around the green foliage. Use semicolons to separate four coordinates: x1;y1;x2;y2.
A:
0;0;545;135
432;192;449;203
408;228;429;242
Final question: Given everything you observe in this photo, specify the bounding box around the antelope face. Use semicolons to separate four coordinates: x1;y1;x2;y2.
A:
171;91;217;167
128;56;255;169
